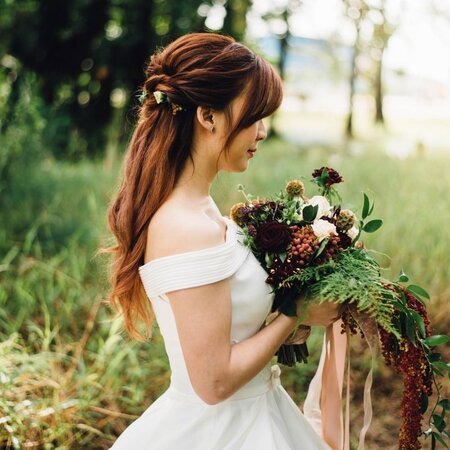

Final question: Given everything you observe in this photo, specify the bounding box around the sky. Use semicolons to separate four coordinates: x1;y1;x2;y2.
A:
242;0;450;85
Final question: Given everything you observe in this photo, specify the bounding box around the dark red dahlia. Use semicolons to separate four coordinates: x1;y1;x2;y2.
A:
312;167;343;187
256;221;291;253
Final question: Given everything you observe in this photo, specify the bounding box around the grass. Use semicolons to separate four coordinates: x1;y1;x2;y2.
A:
1;137;449;448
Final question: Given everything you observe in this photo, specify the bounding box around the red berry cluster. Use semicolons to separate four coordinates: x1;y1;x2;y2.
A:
266;226;319;286
288;225;320;267
318;233;341;262
378;288;432;450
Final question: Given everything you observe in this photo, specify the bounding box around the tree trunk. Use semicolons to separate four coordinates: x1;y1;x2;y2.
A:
374;47;385;124
345;25;361;139
269;8;290;139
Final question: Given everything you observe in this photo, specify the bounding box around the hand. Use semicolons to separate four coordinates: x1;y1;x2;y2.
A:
284;325;311;345
296;300;341;327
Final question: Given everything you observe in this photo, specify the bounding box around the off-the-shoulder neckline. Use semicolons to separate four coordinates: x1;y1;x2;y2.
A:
139;216;235;271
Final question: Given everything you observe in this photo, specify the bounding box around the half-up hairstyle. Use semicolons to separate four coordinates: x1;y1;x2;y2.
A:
105;32;283;339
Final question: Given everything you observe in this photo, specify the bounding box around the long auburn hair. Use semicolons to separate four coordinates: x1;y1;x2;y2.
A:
105;32;283;340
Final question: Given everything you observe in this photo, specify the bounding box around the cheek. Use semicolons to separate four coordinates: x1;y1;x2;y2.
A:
245;125;258;142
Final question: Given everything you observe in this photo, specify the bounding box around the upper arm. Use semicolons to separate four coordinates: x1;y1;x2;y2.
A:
168;277;232;404
146;213;233;404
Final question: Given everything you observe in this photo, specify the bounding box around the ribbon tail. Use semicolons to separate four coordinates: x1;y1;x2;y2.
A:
304;320;347;450
303;331;327;437
354;314;379;450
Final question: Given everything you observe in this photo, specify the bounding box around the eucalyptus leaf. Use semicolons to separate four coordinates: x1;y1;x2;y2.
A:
433;432;448;448
279;252;287;263
424;335;450;347
410;310;426;338
440;399;450;411
362;193;370;219
362;219;383;233
302;204;318;222
407;284;430;300
399;269;409;283
432;415;447;433
432;361;450;373
368;200;375;216
315;238;329;258
421;392;429;414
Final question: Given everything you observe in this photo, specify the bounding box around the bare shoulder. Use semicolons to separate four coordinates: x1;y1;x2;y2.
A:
145;202;227;263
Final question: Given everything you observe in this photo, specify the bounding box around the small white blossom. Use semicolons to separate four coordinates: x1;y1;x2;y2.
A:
312;219;337;241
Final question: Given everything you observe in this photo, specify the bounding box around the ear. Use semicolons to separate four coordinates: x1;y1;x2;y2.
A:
196;105;215;132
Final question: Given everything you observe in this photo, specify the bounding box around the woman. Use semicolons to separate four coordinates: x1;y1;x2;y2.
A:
107;32;340;449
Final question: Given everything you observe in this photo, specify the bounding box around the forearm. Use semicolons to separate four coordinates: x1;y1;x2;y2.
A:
217;313;296;400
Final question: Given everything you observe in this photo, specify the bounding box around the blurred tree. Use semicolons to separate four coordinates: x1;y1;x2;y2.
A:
343;0;369;139
370;3;396;125
0;0;112;158
341;0;399;135
0;0;245;159
223;0;251;41
262;0;302;137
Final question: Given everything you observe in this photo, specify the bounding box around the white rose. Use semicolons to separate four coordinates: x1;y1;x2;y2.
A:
347;226;359;240
312;219;337;241
305;195;332;219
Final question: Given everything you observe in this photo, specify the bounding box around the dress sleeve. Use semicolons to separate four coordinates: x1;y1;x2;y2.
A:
138;226;249;300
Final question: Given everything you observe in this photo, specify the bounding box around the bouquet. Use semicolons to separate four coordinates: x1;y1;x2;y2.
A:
229;167;449;450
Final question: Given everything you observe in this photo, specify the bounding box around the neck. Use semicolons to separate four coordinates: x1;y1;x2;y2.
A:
174;154;218;199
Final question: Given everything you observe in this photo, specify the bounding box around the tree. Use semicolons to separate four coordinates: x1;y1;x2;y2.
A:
343;0;369;139
367;1;397;125
262;0;303;137
0;0;231;159
223;0;251;41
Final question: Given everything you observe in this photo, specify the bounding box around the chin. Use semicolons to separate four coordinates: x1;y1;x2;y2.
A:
222;163;249;173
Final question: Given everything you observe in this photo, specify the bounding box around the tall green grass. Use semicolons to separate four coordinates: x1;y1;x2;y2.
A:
1;138;449;448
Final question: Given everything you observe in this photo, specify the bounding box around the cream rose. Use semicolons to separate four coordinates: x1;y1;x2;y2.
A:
312;219;337;241
305;195;332;219
347;226;359;240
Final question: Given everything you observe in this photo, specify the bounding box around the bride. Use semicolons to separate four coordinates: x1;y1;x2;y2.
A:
106;32;341;449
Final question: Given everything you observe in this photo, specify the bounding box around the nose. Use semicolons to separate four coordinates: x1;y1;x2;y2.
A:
257;120;267;142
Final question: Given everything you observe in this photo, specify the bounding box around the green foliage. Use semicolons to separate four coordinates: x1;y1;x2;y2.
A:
0;0;252;158
0;73;46;197
285;249;398;335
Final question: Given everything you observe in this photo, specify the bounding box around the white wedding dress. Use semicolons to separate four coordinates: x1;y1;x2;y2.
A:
110;216;331;450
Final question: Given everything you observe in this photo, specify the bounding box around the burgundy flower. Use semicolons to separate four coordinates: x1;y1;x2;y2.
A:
312;167;343;187
247;224;257;237
256;221;291;253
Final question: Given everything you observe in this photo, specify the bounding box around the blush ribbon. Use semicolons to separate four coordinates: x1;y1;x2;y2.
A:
303;316;378;450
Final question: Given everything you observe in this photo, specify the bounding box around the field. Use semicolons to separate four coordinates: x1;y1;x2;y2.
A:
1;135;449;449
